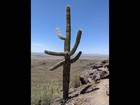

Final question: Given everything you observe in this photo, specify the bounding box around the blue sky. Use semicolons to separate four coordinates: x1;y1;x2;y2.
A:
31;0;109;55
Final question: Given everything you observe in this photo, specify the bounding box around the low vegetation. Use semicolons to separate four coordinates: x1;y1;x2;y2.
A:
31;82;61;105
70;74;81;88
31;54;109;105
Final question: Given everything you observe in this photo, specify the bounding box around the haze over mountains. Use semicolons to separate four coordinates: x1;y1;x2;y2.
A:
31;52;109;57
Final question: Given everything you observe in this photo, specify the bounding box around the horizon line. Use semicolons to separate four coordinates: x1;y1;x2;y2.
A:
31;52;109;56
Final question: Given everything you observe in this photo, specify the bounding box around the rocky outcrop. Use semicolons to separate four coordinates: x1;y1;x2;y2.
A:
43;60;109;105
80;60;109;85
64;59;109;105
64;79;109;105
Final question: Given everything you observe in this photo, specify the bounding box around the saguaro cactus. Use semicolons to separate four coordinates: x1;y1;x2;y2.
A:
44;5;82;100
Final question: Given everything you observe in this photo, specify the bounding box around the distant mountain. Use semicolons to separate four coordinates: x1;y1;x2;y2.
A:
31;52;46;56
31;52;109;58
82;53;109;57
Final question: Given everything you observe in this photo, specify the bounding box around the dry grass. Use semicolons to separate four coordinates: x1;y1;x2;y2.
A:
70;74;81;88
31;82;61;105
31;54;108;105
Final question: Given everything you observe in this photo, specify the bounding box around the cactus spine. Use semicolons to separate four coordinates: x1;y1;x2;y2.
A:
44;5;82;100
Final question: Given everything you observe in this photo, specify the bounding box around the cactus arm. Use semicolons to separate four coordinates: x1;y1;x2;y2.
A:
49;60;65;71
44;50;66;56
44;5;82;100
70;30;82;55
70;51;82;63
56;28;66;40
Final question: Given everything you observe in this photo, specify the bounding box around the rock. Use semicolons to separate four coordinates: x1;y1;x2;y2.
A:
92;68;109;80
97;68;106;71
90;69;101;79
80;84;98;94
88;78;92;83
101;60;109;64
91;62;104;69
80;69;102;83
80;69;103;85
80;60;109;85
80;71;90;84
100;70;109;79
65;79;109;105
94;71;101;79
88;69;96;75
103;63;109;69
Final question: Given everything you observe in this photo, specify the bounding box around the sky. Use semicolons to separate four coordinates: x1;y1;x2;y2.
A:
31;0;109;55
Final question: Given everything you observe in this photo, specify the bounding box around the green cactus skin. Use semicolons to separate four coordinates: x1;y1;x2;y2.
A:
44;5;82;100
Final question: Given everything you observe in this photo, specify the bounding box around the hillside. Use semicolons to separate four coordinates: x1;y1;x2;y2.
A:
31;55;109;105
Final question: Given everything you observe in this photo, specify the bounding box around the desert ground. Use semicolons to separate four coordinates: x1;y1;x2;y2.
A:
31;53;109;105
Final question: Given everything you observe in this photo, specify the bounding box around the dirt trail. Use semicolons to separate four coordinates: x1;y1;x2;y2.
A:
63;79;109;105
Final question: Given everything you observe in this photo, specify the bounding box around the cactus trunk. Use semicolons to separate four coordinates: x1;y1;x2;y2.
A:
44;5;82;100
63;59;70;99
63;6;71;99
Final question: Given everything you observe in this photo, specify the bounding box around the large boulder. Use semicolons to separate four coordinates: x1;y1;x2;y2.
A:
80;69;100;84
80;68;109;85
97;68;109;79
91;62;104;69
104;63;109;70
80;70;91;84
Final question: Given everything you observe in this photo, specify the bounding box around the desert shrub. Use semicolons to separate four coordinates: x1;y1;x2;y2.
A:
70;75;81;88
106;59;109;63
31;82;61;105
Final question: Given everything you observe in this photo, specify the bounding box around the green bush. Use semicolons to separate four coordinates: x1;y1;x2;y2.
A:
31;82;61;105
70;75;81;88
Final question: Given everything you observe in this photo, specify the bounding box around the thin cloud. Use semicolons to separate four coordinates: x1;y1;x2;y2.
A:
32;43;44;46
31;42;48;52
